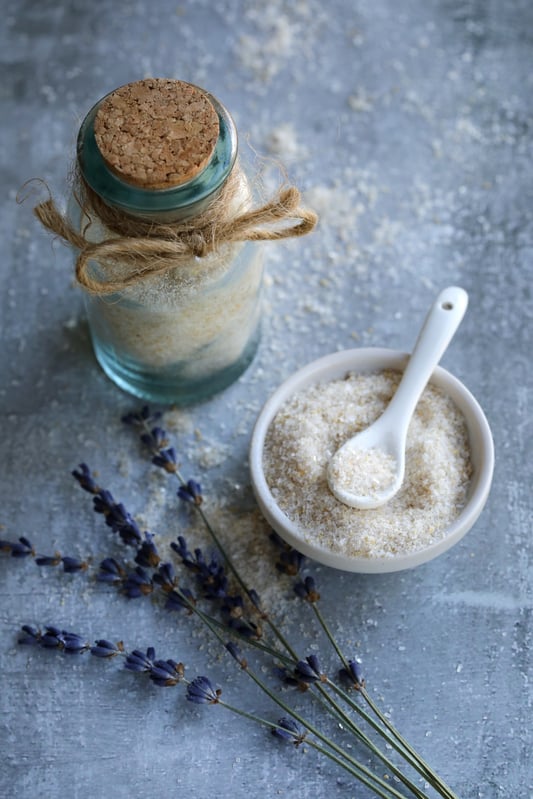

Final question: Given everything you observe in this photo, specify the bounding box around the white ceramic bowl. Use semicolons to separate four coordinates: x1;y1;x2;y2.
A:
249;348;494;573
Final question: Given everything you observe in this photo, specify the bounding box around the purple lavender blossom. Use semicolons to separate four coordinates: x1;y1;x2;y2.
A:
72;463;100;494
272;717;306;745
61;631;91;653
338;659;365;689
28;626;90;653
124;647;156;673
269;531;306;576
275;548;305;576
34;554;62;567
294;654;325;685
0;536;34;558
91;639;123;658
97;558;126;584
140;426;169;452
61;556;88;574
224;642;247;669
177;479;203;506
152;447;178;473
153;562;177;592
248;589;262;611
164;588;195;613
123;567;153;598
186;676;221;704
294;576;320;603
171;535;193;564
171;537;227;598
83;481;142;547
18;625;41;645
149;659;184;687
134;533;160;568
101;499;143;546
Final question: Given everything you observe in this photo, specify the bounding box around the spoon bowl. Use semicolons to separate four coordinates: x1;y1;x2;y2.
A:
249;347;494;573
327;417;404;510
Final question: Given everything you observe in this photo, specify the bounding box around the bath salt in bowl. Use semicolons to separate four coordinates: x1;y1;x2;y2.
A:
249;348;494;573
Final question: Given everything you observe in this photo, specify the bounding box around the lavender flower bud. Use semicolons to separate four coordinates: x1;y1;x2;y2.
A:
293;576;320;603
227;619;262;640
40;626;65;648
141;426;169;452
91;640;123;658
248;589;262;611
222;595;244;620
275;548;305;576
18;625;41;645
92;488;114;515
134;533;160;568
272;718;306;745
153;562;177;592
124;647;155;673
294;654;326;685
171;535;192;563
0;536;35;558
37;627;89;653
61;556;88;573
224;642;247;669
149;659;184;687
186;675;221;704
339;659;365;689
274;667;299;687
72;463;100;494
103;500;142;546
152;447;177;473
177;479;203;506
164;588;195;613
35;554;62;567
97;558;126;583
123;567;153;598
61;632;90;653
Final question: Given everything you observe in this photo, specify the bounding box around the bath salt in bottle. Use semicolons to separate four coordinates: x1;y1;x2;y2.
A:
34;79;316;404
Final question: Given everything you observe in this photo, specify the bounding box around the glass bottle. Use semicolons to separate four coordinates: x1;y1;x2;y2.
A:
72;79;264;405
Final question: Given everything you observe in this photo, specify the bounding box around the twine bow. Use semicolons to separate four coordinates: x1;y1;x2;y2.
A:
33;175;318;295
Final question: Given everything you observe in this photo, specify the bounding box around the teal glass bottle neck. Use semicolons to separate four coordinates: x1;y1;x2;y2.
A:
76;87;238;221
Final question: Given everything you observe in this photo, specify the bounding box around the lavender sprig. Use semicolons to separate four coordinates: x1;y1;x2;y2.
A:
291;571;457;799
1;535;89;573
19;621;408;799
72;464;143;547
6;408;463;799
19;626;185;691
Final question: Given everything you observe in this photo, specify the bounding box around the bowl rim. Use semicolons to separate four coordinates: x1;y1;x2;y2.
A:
249;347;494;573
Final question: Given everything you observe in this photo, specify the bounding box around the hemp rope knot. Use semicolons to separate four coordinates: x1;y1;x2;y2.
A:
32;171;318;296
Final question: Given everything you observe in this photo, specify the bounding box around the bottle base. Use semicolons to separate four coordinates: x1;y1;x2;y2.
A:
90;328;261;405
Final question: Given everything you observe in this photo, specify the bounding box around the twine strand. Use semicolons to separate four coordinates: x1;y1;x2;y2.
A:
33;170;318;296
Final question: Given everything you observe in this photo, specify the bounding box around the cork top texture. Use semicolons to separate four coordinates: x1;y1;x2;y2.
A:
94;79;220;190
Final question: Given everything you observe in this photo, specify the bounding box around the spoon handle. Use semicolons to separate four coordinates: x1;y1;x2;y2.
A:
384;286;468;430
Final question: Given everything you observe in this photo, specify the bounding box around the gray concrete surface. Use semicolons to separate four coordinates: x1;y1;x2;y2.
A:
1;1;531;797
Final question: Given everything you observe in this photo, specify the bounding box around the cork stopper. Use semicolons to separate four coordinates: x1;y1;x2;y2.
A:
93;79;220;190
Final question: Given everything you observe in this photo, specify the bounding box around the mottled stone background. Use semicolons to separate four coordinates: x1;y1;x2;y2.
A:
1;1;531;797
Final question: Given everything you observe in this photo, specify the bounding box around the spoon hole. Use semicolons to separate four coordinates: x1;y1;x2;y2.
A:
441;301;454;310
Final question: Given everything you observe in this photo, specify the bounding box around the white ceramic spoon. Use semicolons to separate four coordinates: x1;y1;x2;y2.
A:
327;286;469;509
